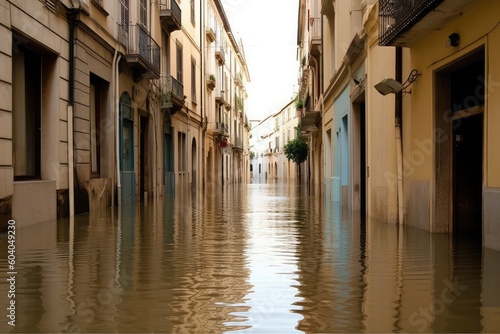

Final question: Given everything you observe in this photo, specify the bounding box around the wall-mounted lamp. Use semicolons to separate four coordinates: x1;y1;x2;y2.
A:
374;69;421;96
447;33;460;47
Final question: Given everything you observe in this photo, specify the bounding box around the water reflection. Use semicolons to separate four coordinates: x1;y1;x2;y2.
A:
0;183;499;333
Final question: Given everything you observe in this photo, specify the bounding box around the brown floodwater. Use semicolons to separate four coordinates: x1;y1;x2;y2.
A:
0;182;499;333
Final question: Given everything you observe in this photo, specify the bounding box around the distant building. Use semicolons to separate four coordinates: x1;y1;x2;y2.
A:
249;100;299;183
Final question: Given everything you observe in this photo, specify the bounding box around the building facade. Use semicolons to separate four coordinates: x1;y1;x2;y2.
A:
378;0;500;250
204;0;250;189
249;100;299;183
298;0;500;250
0;0;250;229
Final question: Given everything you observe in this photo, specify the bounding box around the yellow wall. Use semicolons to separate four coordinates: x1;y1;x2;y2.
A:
409;0;500;187
487;20;500;187
366;28;399;222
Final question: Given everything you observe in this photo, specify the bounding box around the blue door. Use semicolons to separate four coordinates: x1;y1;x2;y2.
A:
120;93;135;203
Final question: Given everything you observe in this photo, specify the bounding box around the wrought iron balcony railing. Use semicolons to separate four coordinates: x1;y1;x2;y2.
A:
119;24;160;78
160;75;184;113
215;122;229;135
159;0;182;33
309;17;321;56
379;0;444;46
206;12;217;43
215;43;226;65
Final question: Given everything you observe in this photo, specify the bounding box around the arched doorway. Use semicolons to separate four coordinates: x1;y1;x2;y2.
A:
120;92;135;203
192;138;197;191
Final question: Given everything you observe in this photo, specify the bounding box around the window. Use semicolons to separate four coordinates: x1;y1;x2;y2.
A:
90;78;102;177
119;0;129;45
191;57;196;103
90;74;110;178
12;46;41;179
190;0;195;25
120;0;129;27
139;0;147;27
176;43;183;83
178;132;187;172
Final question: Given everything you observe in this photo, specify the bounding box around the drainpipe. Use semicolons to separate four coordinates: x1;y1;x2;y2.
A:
67;1;82;217
115;52;122;207
395;47;404;225
111;46;120;208
200;0;205;192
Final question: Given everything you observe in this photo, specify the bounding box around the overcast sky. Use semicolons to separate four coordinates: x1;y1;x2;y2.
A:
221;0;300;121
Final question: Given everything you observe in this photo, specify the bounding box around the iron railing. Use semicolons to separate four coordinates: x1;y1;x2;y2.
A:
119;24;160;75
162;75;184;102
309;17;321;42
216;122;229;134
379;0;444;46
215;42;226;64
159;0;182;29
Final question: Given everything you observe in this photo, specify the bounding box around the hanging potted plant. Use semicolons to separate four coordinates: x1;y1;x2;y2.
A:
207;74;216;91
295;98;304;109
295;95;304;116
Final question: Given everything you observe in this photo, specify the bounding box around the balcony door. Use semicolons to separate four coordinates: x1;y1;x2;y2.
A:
119;0;129;45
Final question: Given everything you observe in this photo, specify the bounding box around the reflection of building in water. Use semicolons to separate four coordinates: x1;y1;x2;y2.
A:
0;185;499;332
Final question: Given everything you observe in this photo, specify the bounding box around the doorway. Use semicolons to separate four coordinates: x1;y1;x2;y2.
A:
453;113;483;237
120;93;135;203
192;138;197;192
352;100;366;222
140;114;149;200
435;47;484;239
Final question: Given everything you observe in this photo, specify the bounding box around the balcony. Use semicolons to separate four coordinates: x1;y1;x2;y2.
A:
234;72;242;87
215;43;226;65
119;24;160;78
215;87;229;106
232;137;243;151
159;0;182;33
379;0;477;47
214;122;229;137
298;67;309;101
309;18;321;56
160;75;185;114
206;14;216;43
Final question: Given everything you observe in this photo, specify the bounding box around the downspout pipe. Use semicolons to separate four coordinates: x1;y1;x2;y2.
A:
67;2;82;217
395;47;404;225
111;47;119;208
200;0;205;192
115;53;122;207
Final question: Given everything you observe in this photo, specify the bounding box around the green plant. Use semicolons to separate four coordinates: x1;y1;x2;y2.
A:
301;55;306;67
209;74;216;82
295;98;304;109
249;151;255;160
284;137;308;164
160;91;173;109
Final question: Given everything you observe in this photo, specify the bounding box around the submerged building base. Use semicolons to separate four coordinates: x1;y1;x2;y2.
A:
12;180;56;228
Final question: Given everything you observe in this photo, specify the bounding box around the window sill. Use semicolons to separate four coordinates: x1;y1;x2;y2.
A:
91;0;109;16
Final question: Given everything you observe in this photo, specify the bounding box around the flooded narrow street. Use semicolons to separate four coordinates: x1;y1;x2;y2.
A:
1;183;500;333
